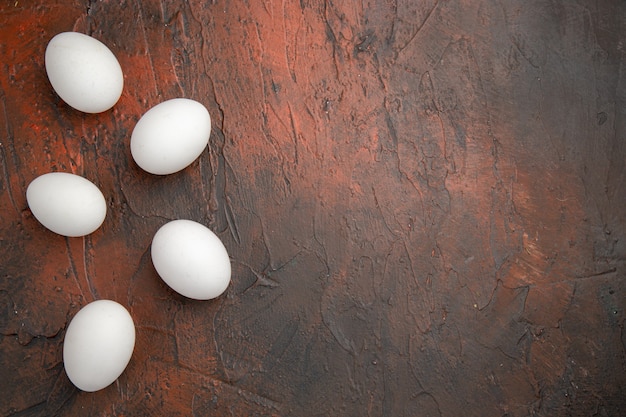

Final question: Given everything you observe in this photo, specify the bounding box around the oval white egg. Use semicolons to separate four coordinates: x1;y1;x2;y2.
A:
130;98;211;175
63;300;136;392
26;172;107;237
151;219;231;300
45;32;124;113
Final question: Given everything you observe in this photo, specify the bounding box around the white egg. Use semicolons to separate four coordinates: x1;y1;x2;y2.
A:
63;300;136;392
26;172;107;237
45;32;124;113
130;98;211;175
151;219;231;300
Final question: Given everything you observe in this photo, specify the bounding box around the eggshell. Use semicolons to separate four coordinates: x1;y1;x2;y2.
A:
130;98;211;175
63;300;135;392
45;32;124;113
151;219;231;300
26;172;107;237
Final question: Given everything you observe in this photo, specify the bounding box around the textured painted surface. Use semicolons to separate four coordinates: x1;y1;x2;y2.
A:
1;1;625;416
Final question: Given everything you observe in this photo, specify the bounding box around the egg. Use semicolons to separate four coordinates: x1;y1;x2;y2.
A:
151;219;231;300
45;32;124;113
130;98;211;175
63;300;135;392
26;172;107;237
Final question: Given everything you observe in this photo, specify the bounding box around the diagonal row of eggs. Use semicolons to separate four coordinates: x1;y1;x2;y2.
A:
26;32;231;392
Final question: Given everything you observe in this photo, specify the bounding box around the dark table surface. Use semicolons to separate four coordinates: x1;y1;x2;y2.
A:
1;1;625;416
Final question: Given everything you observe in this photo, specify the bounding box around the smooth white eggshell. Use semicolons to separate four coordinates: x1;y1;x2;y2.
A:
130;98;211;175
26;172;107;237
45;32;124;113
151;219;231;300
63;300;136;392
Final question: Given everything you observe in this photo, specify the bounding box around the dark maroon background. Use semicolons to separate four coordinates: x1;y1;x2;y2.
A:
1;1;625;416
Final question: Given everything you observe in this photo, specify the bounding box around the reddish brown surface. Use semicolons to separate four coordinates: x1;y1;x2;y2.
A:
1;1;625;416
